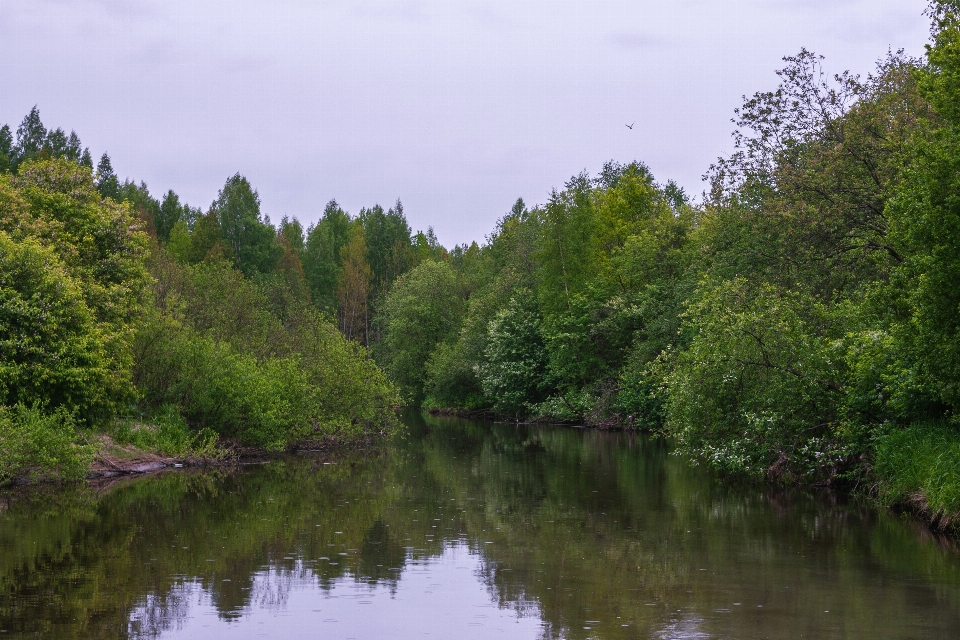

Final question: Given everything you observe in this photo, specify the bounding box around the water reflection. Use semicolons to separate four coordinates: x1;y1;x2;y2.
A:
2;412;960;639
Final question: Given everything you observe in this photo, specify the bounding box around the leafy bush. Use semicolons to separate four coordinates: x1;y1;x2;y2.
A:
0;404;94;482
0;160;149;424
666;278;851;481
134;250;398;449
423;342;485;410
476;293;551;414
0;232;118;422
380;260;463;403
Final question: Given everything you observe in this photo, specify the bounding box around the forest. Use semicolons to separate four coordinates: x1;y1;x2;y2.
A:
2;2;960;527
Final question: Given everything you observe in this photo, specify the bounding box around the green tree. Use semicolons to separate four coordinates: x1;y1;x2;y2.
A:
380;260;463;403
157;190;184;243
877;3;960;416
0;232;116;422
0;125;11;173
476;293;550;414
1;160;151;422
95;153;121;200
213;174;282;276
360;201;413;300
303;200;352;313
11;106;46;171
337;226;372;343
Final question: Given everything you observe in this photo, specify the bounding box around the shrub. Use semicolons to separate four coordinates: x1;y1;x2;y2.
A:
111;405;221;458
0;232;117;423
134;251;399;449
666;278;851;481
476;293;551;413
0;404;94;482
0;161;149;423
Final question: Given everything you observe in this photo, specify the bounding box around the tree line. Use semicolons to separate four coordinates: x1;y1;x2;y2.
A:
0;111;411;479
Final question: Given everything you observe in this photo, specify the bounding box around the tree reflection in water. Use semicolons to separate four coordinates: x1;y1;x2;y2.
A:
2;411;960;639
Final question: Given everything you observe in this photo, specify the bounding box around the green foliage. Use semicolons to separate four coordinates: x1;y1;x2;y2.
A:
0;160;149;423
0;125;12;174
134;251;398;449
156;190;199;243
380;260;463;403
95;153;120;200
874;11;960;417
303;200;352;312
476;293;550;414
0;404;94;483
666;278;851;481
111;405;221;459
360;201;414;300
422;342;485;410
0;233;115;422
214;174;282;276
873;421;960;529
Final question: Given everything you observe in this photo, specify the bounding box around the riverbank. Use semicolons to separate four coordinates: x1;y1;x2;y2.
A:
871;420;960;533
0;407;391;487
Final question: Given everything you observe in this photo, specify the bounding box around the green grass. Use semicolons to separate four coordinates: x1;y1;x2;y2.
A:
872;420;960;529
110;405;224;460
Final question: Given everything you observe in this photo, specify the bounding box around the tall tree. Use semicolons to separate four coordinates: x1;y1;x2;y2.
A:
156;190;183;243
380;260;463;403
0;125;11;174
12;106;46;170
95;153;120;200
303;200;352;313
336;226;372;344
360;200;413;299
213;173;281;276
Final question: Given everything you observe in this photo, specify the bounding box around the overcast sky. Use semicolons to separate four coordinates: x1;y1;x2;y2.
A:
0;0;932;246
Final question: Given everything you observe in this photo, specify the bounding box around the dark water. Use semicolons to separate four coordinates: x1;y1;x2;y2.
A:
3;413;960;639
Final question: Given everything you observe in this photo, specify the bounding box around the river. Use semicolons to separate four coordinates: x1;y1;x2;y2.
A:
2;412;960;638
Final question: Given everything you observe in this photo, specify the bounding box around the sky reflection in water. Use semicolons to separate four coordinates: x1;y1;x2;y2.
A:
3;412;960;639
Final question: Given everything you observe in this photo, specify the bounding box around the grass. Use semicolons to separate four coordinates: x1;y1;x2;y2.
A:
109;405;225;461
872;420;960;530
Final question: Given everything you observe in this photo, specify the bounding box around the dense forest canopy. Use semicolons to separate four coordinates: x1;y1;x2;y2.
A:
3;1;960;527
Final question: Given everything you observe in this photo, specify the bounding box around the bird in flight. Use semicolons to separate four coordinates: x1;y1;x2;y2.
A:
625;122;635;130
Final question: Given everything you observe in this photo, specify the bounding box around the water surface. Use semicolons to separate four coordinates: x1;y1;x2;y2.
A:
3;412;960;639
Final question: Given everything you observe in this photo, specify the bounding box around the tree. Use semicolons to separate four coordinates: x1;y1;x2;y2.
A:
0;125;11;174
187;210;230;264
360;200;413;300
0;233;114;420
303;200;352;313
118;180;162;238
96;153;120;200
704;50;925;297
0;159;150;423
337;226;372;344
213;174;281;276
380;260;463;403
12;106;46;171
477;293;550;414
535;173;596;316
876;3;960;415
276;216;308;301
157;190;184;243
